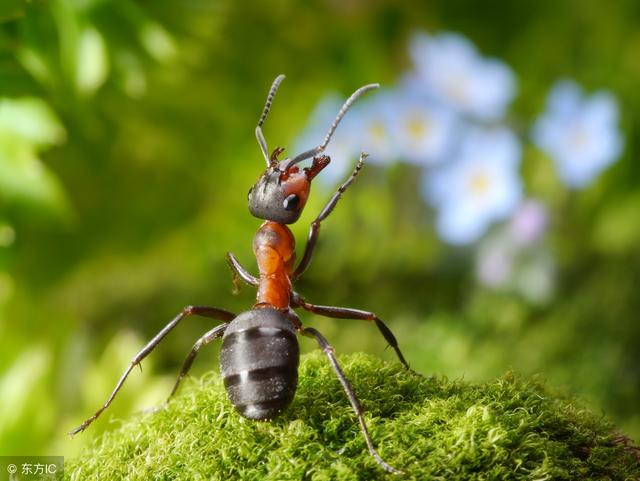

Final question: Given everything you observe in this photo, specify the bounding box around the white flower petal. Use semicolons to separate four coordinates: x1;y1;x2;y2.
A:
424;126;523;245
409;31;516;120
531;80;624;189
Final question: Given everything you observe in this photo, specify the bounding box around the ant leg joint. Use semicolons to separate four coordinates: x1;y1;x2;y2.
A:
323;345;335;355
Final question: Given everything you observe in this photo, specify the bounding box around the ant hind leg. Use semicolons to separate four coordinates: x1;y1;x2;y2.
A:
301;326;402;475
167;322;229;400
69;305;235;435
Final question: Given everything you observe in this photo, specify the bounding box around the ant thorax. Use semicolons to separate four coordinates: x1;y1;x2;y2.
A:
253;221;296;309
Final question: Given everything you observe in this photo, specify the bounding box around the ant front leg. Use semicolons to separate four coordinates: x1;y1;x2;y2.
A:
69;305;235;435
292;292;412;372
301;326;402;475
292;152;367;281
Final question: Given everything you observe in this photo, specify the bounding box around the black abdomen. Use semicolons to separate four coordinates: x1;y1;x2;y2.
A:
220;308;299;420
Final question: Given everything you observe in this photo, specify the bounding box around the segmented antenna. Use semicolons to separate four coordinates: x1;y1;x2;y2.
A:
288;83;379;167
256;74;286;166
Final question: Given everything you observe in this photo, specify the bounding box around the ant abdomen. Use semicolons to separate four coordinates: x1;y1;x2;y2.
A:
220;308;300;420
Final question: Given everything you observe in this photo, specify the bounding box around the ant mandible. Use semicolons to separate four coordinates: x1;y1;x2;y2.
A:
70;74;413;474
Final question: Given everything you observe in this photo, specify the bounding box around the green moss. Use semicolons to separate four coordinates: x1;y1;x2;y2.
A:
67;352;640;480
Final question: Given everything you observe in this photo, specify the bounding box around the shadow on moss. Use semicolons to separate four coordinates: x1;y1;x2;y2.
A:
67;352;640;480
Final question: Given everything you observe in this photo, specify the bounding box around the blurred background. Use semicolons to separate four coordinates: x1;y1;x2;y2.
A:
1;0;638;458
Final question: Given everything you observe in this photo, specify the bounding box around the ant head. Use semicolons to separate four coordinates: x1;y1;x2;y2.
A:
248;148;330;224
249;74;377;224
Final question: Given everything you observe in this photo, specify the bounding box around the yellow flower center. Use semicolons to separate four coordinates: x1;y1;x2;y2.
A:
406;116;430;140
469;171;491;194
369;120;386;141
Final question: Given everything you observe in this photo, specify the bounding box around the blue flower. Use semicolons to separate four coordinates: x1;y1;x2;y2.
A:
423;126;523;245
389;77;459;166
409;32;516;120
347;89;399;166
532;80;623;189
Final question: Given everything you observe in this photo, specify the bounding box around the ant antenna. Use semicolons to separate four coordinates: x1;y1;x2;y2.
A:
287;83;379;168
256;74;286;167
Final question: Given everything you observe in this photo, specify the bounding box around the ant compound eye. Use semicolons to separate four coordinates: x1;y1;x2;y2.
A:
247;187;253;201
283;194;300;211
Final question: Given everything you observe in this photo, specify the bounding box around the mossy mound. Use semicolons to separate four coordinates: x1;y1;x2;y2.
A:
67;352;639;480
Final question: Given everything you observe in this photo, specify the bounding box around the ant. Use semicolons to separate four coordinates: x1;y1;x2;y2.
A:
70;74;413;474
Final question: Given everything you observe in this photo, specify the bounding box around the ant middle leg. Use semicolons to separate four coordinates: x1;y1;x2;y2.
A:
292;152;367;281
168;322;229;400
292;293;411;371
301;326;402;475
69;305;235;435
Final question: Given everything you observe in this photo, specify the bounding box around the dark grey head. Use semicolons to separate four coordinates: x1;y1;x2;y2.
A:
250;75;379;225
248;153;330;224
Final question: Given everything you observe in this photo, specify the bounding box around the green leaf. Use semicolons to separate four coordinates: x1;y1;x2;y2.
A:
0;0;25;23
16;48;55;87
592;193;640;255
0;346;50;434
0;98;66;148
75;26;109;96
0;140;70;215
139;22;177;62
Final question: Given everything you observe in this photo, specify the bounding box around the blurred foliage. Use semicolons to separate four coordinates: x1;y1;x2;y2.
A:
0;0;639;461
